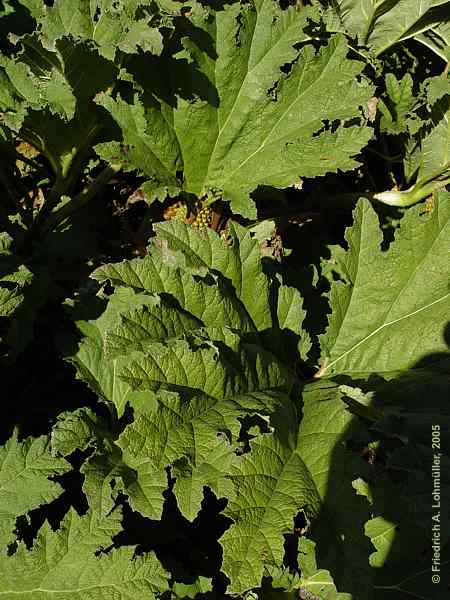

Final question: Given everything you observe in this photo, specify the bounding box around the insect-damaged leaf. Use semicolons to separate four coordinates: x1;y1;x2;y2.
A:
96;1;373;216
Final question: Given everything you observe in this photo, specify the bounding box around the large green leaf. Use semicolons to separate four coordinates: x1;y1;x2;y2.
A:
0;417;169;599
117;389;293;520
96;1;373;217
320;0;450;58
0;506;170;599
64;222;304;417
117;382;324;595
299;181;450;598
0;1;164;182
61;221;323;594
318;194;450;378
0;41;115;182
296;381;374;599
94;221;275;331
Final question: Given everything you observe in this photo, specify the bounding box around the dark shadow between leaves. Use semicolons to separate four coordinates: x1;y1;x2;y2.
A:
305;322;450;599
0;291;107;443
111;484;232;592
123;26;219;110
0;0;35;56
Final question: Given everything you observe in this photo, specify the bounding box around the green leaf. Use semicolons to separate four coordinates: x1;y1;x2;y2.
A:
0;236;50;357
51;407;110;456
1;50;75;120
357;472;450;600
0;422;168;600
104;301;204;358
120;334;291;398
416;18;450;60
0;433;70;546
152;221;275;330
415;77;450;182
365;366;450;550
0;261;33;318
220;429;322;594
296;381;373;599
310;256;450;599
0;35;117;178
108;266;255;337
296;538;351;600
93;221;289;333
172;576;213;599
97;2;373;217
117;389;256;520
319;194;450;377
378;73;414;134
65;222;307;418
63;221;320;593
62;287;160;416
94;93;182;202
320;0;450;58
0;233;32;319
0;506;170;599
277;284;311;361
40;0;163;60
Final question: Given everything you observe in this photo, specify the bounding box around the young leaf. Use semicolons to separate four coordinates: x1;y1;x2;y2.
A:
376;77;450;206
378;73;414;134
67;222;308;417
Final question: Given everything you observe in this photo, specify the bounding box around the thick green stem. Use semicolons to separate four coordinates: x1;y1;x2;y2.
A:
414;162;450;189
374;177;450;207
40;163;122;235
24;118;104;231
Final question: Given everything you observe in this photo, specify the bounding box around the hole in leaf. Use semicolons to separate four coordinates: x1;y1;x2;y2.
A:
283;511;308;572
235;414;272;455
111;485;232;583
